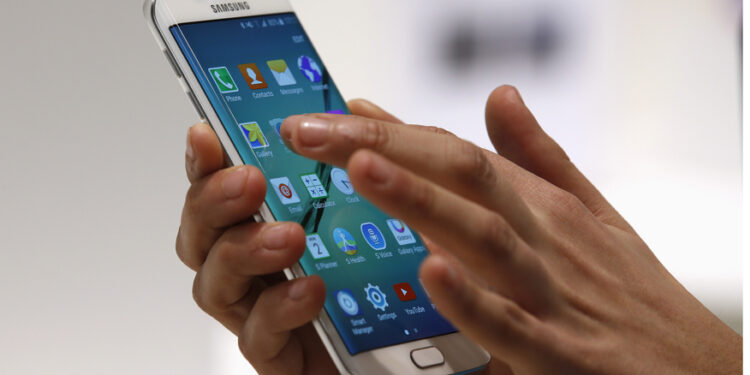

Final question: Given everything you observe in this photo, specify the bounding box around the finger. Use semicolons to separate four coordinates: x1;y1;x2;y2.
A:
239;276;326;375
420;254;538;362
485;85;631;230
347;150;554;311
281;113;536;234
186;123;226;183
192;222;306;334
347;98;405;124
177;165;267;270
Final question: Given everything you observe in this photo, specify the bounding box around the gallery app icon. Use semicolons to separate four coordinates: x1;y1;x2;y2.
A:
361;222;387;251
208;66;239;94
270;177;300;205
335;289;361;317
393;282;417;302
237;63;268;90
306;234;330;260
239;122;269;149
300;172;328;199
386;219;417;245
330;168;354;195
332;227;358;255
297;55;323;83
266;59;297;86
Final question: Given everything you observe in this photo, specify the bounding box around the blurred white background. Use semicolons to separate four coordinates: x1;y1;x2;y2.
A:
0;0;740;374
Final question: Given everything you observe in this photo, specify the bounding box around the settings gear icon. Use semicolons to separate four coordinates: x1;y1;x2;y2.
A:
364;283;388;311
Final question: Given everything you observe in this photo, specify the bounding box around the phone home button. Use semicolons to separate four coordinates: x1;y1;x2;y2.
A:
410;346;445;369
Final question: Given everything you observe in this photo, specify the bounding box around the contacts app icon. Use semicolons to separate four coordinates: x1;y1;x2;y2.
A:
238;63;268;90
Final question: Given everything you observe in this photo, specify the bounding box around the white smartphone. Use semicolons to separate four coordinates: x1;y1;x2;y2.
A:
144;1;490;373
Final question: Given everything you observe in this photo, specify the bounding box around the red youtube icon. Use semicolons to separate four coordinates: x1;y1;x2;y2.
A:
393;282;416;302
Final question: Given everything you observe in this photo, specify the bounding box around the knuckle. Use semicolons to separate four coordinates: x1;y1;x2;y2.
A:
417;125;456;137
237;326;259;363
408;177;437;214
175;225;203;270
183;185;203;220
192;275;213;313
360;119;391;151
489;300;529;337
480;214;517;262
451;141;495;188
550;188;587;216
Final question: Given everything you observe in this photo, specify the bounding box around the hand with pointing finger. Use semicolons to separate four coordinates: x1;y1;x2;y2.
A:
279;86;742;375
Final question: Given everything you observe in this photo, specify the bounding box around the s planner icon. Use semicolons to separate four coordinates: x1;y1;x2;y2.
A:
208;66;238;94
306;234;330;260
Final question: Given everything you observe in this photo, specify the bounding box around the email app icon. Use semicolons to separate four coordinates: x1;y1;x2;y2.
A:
266;59;296;86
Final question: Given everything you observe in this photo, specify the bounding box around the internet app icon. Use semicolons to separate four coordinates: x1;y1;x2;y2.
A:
386;219;416;245
335;289;361;317
330;168;354;195
239;122;269;149
266;59;297;86
297;55;323;83
361;222;387;251
208;66;238;94
332;227;358;255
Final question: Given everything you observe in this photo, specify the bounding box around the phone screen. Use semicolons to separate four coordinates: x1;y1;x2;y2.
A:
170;13;455;355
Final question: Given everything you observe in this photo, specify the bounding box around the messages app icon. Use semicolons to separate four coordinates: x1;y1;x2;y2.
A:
208;67;238;94
267;59;296;86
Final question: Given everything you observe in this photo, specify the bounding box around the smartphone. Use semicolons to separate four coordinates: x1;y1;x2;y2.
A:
145;1;490;373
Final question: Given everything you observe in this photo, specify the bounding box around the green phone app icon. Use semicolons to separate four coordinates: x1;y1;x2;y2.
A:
208;66;239;94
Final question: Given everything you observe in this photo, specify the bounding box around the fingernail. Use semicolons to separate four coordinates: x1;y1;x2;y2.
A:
364;154;391;184
262;224;290;250
221;167;247;199
186;130;195;160
288;278;308;301
507;85;524;104
297;120;331;148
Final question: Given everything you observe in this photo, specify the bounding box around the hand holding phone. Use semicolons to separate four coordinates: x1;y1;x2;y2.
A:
181;121;338;374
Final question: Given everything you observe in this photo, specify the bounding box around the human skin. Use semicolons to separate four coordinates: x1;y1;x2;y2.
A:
177;86;741;374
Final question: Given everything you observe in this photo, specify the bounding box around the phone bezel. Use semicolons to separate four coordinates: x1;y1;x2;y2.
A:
145;1;490;373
